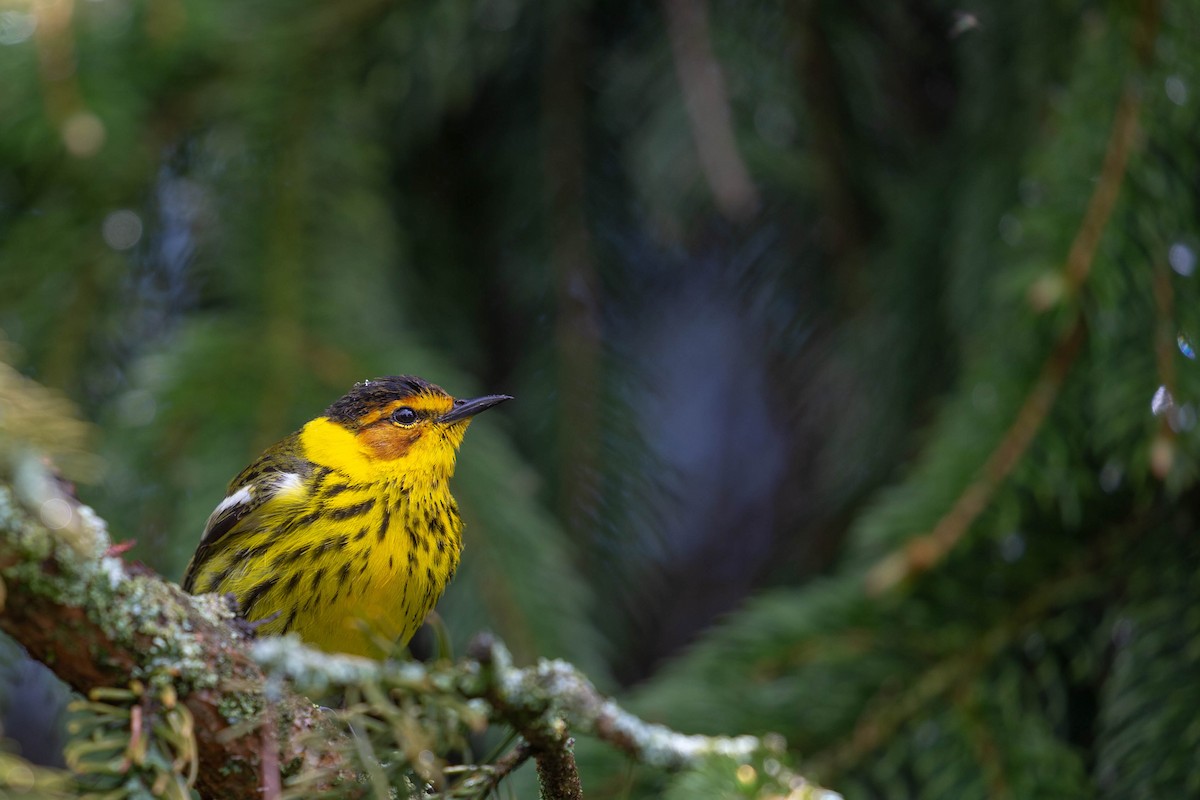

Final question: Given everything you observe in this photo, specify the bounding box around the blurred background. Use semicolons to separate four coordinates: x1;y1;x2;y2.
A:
2;0;1199;797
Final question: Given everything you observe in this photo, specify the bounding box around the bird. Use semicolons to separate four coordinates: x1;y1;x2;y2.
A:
182;376;511;658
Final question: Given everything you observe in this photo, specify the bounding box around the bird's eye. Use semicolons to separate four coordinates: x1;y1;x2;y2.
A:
391;406;418;426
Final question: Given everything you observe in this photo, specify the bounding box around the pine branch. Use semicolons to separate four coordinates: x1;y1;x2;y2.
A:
864;0;1160;594
822;542;1111;779
863;318;1087;593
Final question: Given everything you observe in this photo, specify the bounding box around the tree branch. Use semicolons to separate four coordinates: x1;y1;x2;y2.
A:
863;0;1159;594
466;632;762;770
469;633;583;800
0;452;356;800
251;630;788;800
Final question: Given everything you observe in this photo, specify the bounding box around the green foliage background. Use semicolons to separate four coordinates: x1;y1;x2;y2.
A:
2;0;1199;797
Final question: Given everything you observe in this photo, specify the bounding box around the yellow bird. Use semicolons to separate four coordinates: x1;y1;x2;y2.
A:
182;376;510;657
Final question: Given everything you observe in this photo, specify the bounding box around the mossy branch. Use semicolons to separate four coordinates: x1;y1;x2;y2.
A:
251;631;832;799
463;632;761;771
0;452;358;799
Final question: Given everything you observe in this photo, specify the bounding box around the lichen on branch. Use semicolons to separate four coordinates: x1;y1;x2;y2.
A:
0;447;356;799
252;632;841;799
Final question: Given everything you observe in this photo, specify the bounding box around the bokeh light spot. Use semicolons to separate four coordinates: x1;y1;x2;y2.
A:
1098;460;1123;493
5;760;35;790
1150;385;1173;417
1168;241;1196;276
1027;272;1065;311
1168;403;1196;434
914;720;940;748
998;213;1023;246
1149;435;1174;479
999;531;1025;563
0;10;37;45
1164;75;1188;106
40;498;73;530
102;209;143;250
117;388;157;426
1152;383;1171;417
61;112;106;157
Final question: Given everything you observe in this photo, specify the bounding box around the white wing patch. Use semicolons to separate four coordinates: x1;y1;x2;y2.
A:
199;484;255;545
198;471;304;545
211;486;253;518
272;472;303;496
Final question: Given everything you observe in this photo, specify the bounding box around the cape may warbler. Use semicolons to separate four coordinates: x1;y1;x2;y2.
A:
182;376;510;657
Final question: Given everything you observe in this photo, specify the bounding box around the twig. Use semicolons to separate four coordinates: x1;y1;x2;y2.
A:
490;739;535;784
465;632;762;771
1059;86;1142;294
446;739;534;798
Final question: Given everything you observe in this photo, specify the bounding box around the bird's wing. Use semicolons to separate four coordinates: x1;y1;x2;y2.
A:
181;438;307;592
199;483;260;549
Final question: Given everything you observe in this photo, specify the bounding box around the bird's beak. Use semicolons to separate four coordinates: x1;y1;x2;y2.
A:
439;394;513;424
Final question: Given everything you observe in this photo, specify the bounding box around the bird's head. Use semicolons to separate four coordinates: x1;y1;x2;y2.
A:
321;376;510;480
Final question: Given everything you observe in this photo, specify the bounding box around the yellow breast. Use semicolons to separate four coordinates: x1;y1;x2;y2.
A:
192;417;465;658
286;479;463;657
